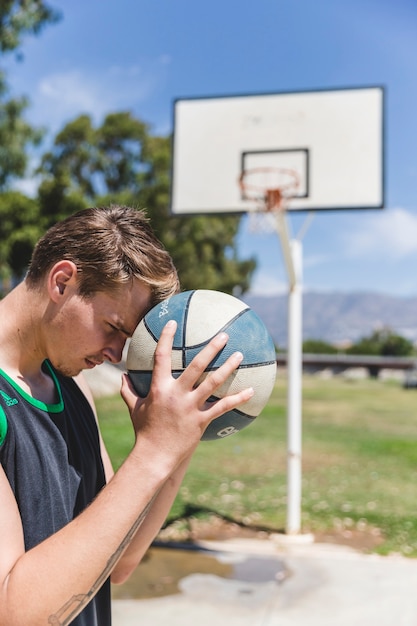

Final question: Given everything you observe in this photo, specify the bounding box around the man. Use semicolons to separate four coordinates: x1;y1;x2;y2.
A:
0;205;253;625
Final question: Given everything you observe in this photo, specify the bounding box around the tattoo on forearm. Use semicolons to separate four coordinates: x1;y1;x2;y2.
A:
48;496;156;625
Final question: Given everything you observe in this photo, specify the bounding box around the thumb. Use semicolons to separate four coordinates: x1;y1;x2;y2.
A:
120;373;143;413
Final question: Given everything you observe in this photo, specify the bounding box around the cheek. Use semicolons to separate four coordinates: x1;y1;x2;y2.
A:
54;301;97;343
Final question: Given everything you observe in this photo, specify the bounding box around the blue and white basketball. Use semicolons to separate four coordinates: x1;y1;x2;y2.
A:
126;289;277;441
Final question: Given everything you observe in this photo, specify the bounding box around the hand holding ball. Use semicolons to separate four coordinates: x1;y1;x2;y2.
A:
126;290;277;441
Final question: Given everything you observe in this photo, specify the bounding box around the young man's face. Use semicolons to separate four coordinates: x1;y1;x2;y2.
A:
46;279;152;378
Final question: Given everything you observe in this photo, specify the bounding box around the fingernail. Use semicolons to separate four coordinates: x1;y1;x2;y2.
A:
166;320;177;328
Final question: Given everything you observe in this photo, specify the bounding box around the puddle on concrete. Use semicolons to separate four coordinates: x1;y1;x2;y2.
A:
112;545;286;600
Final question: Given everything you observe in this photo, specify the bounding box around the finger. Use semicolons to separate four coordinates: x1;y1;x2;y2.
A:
150;320;177;383
177;332;229;388
191;349;244;400
203;385;255;422
120;373;142;412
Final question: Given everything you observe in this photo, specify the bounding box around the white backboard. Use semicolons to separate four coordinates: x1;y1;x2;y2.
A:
170;86;385;214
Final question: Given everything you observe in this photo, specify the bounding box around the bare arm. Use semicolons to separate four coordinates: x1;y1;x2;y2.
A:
0;453;163;626
75;362;194;585
0;323;253;625
110;446;193;585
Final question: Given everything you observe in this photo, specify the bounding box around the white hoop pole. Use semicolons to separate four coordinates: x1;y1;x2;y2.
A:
274;212;296;287
286;239;303;534
273;212;303;535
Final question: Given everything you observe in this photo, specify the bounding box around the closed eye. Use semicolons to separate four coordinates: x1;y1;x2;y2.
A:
108;322;131;338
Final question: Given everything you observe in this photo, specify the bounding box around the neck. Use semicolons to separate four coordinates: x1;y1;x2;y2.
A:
0;281;48;380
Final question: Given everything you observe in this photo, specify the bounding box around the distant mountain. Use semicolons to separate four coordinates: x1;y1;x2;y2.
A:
242;291;417;347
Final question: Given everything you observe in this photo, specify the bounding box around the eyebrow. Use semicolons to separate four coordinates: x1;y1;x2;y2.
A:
112;318;134;337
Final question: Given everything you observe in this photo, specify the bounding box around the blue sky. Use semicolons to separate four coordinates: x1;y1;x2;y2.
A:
4;0;417;296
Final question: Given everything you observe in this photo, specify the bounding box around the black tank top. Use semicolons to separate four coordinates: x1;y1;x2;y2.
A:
0;361;111;626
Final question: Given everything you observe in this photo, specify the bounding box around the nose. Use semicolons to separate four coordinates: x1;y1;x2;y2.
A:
103;336;127;364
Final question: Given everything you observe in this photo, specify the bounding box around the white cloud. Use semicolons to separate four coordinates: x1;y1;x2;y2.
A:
30;59;167;133
344;207;417;259
9;57;171;194
39;71;100;116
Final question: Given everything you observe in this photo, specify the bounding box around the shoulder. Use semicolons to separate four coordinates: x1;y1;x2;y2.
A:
0;462;25;581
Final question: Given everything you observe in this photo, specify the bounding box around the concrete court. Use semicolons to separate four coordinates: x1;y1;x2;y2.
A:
112;537;417;626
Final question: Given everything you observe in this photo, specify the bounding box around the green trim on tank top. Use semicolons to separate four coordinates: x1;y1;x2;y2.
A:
0;360;64;413
0;405;7;446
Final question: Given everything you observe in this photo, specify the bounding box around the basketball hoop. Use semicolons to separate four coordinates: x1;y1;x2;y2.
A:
239;167;300;233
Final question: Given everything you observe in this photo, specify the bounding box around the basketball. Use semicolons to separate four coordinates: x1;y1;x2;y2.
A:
126;289;277;441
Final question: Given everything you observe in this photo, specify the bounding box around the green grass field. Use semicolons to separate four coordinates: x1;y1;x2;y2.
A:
96;373;417;556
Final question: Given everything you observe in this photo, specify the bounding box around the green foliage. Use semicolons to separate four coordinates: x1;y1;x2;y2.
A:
347;328;415;357
303;339;338;354
0;190;40;278
302;328;415;357
163;214;256;292
39;115;97;200
36;114;95;228
0;1;59;191
0;1;61;284
96;111;148;193
37;174;87;228
0;88;44;188
0;1;60;54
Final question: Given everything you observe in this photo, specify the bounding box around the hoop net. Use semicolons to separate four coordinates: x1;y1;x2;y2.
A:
239;167;300;233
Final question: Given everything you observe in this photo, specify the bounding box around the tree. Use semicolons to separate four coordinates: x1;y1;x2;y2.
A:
0;190;40;284
162;214;255;293
0;1;60;189
37;115;94;228
39;115;97;198
37;112;257;294
0;1;60;54
0;2;62;286
347;328;415;357
302;339;338;354
96;111;148;194
0;84;44;188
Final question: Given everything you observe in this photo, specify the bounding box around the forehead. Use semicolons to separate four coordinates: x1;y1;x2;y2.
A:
94;281;152;333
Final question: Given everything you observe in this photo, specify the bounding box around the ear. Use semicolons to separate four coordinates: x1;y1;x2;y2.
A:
48;260;78;302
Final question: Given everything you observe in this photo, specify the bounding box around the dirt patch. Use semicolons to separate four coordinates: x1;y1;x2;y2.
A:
157;514;384;553
313;527;385;552
157;514;269;543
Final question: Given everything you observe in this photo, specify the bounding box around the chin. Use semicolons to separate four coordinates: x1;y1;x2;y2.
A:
52;361;82;378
